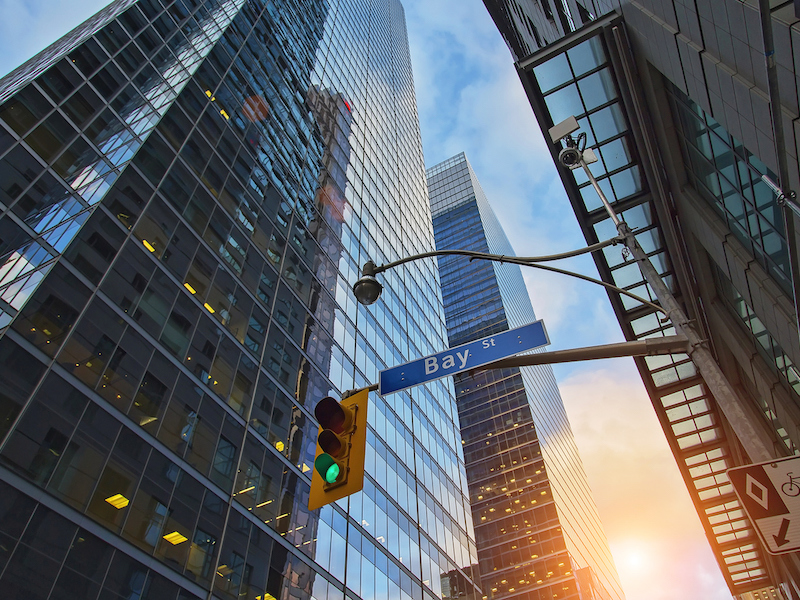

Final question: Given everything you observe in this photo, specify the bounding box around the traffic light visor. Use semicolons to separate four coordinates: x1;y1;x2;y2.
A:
318;429;343;457
314;396;353;433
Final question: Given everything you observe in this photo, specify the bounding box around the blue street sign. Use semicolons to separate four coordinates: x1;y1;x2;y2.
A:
379;320;550;396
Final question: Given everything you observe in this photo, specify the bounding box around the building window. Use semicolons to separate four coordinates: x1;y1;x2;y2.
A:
212;436;236;489
668;84;791;292
187;529;217;581
712;262;798;453
576;2;595;24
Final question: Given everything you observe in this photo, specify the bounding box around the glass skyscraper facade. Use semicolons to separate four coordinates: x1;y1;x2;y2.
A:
427;153;623;600
0;1;480;599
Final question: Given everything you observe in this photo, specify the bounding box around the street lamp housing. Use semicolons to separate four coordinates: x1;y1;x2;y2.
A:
353;274;383;305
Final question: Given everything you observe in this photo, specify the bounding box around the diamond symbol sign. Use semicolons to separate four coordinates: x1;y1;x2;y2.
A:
746;474;770;510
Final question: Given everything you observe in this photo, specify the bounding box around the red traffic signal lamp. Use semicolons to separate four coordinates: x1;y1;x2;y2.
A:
308;388;369;511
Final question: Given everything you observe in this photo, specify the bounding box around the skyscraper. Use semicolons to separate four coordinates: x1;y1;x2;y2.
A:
480;0;800;596
0;1;480;599
427;152;624;600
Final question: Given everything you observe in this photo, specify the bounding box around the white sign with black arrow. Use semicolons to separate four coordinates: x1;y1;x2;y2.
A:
728;455;800;554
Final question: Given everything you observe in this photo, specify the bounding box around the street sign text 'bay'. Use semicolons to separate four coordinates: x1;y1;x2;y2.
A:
379;320;549;395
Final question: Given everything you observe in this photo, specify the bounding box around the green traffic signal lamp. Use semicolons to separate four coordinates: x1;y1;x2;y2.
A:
315;427;345;483
315;452;340;484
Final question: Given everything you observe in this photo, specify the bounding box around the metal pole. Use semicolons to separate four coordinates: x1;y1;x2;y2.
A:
359;239;667;314
476;335;689;371
343;383;378;399
578;157;775;463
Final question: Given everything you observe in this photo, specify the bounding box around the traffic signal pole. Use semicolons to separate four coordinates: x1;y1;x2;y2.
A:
477;335;690;370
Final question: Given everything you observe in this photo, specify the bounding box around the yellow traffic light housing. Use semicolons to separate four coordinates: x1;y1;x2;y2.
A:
308;389;369;511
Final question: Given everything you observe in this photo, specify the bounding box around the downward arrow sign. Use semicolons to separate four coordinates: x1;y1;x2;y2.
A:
774;518;791;547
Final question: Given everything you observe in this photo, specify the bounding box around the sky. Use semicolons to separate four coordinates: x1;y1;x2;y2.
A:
0;1;731;599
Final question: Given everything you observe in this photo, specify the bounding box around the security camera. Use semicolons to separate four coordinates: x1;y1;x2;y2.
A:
558;146;582;169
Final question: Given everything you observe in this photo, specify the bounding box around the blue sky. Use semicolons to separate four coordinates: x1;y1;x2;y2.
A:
0;1;731;598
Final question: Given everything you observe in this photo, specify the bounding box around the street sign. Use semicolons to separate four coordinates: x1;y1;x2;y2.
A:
728;455;800;554
378;320;549;396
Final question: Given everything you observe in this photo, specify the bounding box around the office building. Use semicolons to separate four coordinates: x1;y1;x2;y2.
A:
427;152;624;600
0;0;481;598
480;0;800;597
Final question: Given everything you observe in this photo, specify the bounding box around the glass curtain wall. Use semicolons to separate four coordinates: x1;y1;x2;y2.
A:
0;0;478;599
667;85;791;293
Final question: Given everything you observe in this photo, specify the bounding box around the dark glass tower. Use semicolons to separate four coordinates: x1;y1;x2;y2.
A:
0;1;479;599
427;153;624;600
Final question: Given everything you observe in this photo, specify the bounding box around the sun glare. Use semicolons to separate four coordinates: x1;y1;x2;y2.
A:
613;540;653;574
622;549;647;570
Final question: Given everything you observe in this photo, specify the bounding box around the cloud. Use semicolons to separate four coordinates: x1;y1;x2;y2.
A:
405;0;603;337
520;266;622;352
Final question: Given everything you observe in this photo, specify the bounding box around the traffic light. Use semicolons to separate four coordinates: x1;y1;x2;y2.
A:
308;388;369;511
